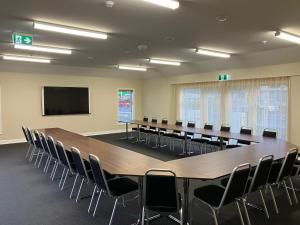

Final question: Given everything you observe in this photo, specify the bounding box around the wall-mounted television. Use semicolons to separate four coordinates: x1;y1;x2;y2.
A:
42;86;90;116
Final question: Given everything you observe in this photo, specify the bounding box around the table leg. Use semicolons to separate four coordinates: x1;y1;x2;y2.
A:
184;132;188;156
152;128;161;149
183;178;190;225
134;176;143;225
220;137;224;150
126;122;129;140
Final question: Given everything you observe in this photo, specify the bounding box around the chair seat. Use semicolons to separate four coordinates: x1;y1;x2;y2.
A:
209;141;226;146
147;130;159;135
147;193;182;213
194;185;225;207
226;144;240;149
163;133;179;138
238;140;251;145
192;138;210;144
175;136;192;140
132;127;138;131
34;140;42;148
108;177;138;196
221;177;252;192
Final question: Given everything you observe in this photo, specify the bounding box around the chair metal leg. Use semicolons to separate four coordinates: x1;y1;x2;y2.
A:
76;178;85;202
45;157;52;173
70;173;79;199
50;161;57;179
59;168;66;187
258;189;270;219
108;198;118;225
38;152;45;168
241;199;251;225
29;147;37;162
179;208;183;225
235;201;245;225
88;185;97;213
283;180;293;206
93;189;103;217
268;184;279;214
25;145;32;159
288;177;299;204
211;208;219;225
51;162;59;181
61;169;69;190
141;207;145;225
34;150;41;166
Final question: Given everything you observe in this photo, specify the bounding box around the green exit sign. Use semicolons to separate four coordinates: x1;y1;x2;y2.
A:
218;74;230;81
12;33;33;45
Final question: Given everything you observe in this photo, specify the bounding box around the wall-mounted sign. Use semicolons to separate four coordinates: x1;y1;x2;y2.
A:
12;33;33;45
218;74;230;81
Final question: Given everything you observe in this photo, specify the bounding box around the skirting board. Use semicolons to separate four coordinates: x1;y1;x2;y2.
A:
0;129;126;145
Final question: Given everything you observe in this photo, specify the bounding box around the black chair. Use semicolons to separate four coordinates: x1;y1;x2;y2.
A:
193;163;251;225
47;136;61;180
141;169;182;225
55;141;76;190
263;129;277;138
221;155;274;224
209;125;231;150
145;118;159;145
70;147;94;202
192;123;213;154
131;116;148;141
22;126;32;159
26;127;40;162
88;154;138;223
227;127;252;149
164;121;183;152
40;132;52;173
174;121;195;154
32;130;47;167
268;148;298;210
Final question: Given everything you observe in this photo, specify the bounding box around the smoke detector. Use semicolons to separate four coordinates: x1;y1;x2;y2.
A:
105;1;114;8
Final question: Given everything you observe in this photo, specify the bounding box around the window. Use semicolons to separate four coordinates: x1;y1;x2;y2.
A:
179;88;201;126
176;77;289;139
117;89;134;122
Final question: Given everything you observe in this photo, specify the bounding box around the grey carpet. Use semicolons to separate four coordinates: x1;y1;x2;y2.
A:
0;133;299;225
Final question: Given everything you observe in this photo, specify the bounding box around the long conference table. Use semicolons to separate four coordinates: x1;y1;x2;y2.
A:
40;122;298;225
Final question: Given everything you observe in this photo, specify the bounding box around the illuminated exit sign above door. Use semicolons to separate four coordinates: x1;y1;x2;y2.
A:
218;74;231;81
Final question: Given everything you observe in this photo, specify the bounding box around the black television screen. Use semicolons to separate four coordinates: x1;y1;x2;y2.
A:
42;86;90;116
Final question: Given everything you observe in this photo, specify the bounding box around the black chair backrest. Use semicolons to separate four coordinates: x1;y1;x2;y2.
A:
277;148;298;182
33;130;42;149
22;126;30;142
249;155;273;192
204;123;213;130
142;116;148;128
161;119;168;131
71;147;89;179
240;127;252;135
263;129;277;138
150;118;158;130
187;121;195;136
89;154;111;196
173;121;182;134
47;136;59;159
26;127;35;145
143;169;179;213
56;141;72;169
162;119;168;125
40;133;50;154
220;163;251;207
220;125;230;132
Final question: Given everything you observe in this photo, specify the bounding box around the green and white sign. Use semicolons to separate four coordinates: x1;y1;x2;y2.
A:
218;74;230;81
12;33;33;45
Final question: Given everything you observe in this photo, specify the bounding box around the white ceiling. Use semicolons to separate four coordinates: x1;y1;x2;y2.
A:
1;0;300;78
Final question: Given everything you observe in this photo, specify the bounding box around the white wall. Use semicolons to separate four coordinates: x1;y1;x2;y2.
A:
0;70;142;142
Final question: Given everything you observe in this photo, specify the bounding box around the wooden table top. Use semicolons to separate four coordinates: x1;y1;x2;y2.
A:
39;127;298;180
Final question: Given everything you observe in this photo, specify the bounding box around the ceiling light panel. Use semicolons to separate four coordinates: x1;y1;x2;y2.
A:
275;31;300;44
196;48;231;58
118;65;147;71
34;22;108;39
2;55;51;63
149;58;181;66
143;0;179;10
14;44;72;54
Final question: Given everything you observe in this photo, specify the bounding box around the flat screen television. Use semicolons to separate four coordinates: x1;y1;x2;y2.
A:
42;86;90;116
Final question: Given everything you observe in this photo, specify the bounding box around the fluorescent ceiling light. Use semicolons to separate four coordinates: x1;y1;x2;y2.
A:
14;44;72;55
118;65;147;71
196;48;231;58
149;58;181;66
275;31;300;44
2;55;51;63
34;22;108;39
143;0;179;10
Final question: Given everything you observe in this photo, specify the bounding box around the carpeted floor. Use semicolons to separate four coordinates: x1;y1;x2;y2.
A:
0;132;299;225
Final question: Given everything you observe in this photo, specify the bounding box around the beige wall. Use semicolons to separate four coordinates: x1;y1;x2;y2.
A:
142;62;300;145
0;71;142;142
